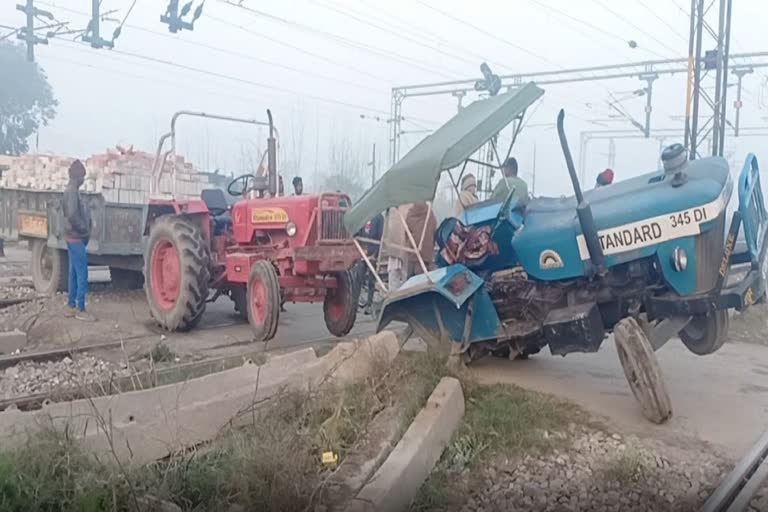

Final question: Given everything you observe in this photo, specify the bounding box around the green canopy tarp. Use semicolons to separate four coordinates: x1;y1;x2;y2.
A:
344;82;545;235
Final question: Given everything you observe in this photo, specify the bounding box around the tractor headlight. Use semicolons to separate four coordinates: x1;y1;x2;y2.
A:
672;246;688;272
286;222;297;237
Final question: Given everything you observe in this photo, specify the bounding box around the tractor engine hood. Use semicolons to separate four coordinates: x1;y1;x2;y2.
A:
508;156;732;282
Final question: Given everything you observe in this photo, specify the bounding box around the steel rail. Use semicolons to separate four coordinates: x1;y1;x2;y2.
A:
701;430;768;512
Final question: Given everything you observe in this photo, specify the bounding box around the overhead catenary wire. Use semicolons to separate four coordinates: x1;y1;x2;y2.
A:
306;0;486;70
413;0;565;70
589;0;683;57
50;37;398;118
526;0;670;61
216;0;460;80
35;1;391;87
632;0;690;44
353;0;512;72
38;0;396;82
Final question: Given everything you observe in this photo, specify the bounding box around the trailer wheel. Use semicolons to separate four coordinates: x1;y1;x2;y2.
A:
110;268;144;290
324;270;360;337
247;260;281;341
144;215;210;332
614;317;673;424
679;310;729;355
30;239;68;295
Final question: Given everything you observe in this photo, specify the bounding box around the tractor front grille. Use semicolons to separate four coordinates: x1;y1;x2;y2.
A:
320;209;347;241
694;213;725;293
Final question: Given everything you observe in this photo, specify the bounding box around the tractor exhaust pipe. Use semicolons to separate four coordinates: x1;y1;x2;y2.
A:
267;109;277;197
557;109;606;274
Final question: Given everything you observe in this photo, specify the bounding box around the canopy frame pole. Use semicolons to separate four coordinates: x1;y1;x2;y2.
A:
396;208;432;282
418;201;432;251
377;209;392;276
504;109;528;163
353;238;389;294
490;135;503;168
466;158;501;169
450;161;472;211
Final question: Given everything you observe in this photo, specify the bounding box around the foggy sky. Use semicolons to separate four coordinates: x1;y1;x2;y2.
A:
1;0;766;197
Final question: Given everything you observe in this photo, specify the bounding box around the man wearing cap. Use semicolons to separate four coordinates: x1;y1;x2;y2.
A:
63;160;94;321
491;157;529;207
292;176;303;196
595;168;614;188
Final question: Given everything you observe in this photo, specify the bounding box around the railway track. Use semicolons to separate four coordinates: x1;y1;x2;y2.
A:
702;430;768;511
0;325;383;412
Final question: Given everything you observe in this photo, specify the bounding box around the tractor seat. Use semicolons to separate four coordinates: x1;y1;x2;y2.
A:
202;188;233;235
202;188;231;214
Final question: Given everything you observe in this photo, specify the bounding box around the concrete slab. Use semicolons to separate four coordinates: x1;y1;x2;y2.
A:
345;377;465;512
0;331;402;467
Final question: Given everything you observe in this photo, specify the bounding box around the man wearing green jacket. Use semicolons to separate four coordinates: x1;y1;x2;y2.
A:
492;157;529;207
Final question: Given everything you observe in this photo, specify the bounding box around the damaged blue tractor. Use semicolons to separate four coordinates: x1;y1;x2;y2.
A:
344;83;768;424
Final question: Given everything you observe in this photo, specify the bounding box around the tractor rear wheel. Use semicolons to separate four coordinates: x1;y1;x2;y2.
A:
323;270;360;337
144;215;210;332
614;317;673;424
247;260;281;341
679;310;729;355
30;239;68;295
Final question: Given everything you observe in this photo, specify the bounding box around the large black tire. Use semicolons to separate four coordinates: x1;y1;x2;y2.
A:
110;267;144;290
30;239;68;295
614;317;673;424
246;260;281;341
144;215;210;332
679;310;729;355
323;270;360;337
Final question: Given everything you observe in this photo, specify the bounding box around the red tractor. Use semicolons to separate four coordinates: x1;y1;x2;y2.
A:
142;111;361;341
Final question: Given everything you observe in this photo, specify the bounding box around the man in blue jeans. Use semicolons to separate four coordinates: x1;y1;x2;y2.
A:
63;160;95;321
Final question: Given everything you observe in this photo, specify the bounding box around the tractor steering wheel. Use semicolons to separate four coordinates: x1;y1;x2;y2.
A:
227;174;255;196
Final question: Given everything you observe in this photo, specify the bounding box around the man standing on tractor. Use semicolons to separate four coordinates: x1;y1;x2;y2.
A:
292;176;303;196
63;160;95;321
492;157;529;207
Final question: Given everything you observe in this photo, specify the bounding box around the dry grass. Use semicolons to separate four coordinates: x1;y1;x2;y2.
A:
0;346;452;512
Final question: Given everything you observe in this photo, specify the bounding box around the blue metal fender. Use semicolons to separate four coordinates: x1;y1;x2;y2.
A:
376;264;503;346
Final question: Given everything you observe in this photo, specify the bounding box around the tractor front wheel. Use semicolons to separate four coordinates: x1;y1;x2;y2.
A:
679;310;729;356
247;260;281;341
614;317;673;424
323;270;360;337
144;215;210;332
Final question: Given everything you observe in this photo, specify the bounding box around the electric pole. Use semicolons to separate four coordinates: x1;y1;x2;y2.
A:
15;0;53;62
684;0;733;159
82;0;113;49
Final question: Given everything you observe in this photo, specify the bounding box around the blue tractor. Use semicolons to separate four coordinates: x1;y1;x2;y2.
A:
344;83;768;424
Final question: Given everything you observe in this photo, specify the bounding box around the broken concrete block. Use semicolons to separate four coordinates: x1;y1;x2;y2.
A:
0;329;26;354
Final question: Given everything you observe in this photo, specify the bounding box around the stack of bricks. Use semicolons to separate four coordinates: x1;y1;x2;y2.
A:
0;145;212;204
